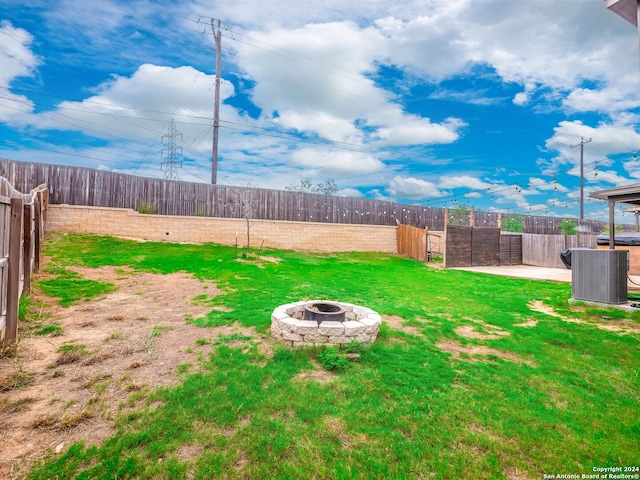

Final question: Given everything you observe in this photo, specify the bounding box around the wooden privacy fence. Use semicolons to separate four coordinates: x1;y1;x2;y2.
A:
522;233;598;268
0;177;48;346
444;226;522;268
0;158;617;234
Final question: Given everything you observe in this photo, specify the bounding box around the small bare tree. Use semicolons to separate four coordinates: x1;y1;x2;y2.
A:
285;177;338;195
230;186;256;258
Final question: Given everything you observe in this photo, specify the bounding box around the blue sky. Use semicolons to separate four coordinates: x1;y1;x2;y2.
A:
1;0;639;222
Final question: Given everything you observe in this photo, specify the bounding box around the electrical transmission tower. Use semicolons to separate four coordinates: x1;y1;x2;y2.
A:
571;136;592;220
161;119;183;180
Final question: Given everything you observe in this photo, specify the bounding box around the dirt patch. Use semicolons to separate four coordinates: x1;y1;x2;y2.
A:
292;361;335;385
528;300;640;335
528;300;563;318
0;264;257;480
436;340;537;367
514;319;538;328
383;315;424;337
455;320;510;340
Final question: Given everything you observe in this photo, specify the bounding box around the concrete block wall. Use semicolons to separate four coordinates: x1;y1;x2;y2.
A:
46;205;398;254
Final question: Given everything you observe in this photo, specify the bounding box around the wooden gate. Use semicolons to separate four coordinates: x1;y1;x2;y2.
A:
396;223;428;261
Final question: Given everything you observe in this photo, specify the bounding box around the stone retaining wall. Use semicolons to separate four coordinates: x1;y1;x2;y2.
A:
271;300;381;348
47;205;397;254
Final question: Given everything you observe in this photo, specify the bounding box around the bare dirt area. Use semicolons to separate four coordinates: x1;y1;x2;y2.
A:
528;300;640;335
0;264;258;480
435;340;537;367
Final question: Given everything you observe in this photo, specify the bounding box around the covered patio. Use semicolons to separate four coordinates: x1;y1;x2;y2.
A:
590;183;640;243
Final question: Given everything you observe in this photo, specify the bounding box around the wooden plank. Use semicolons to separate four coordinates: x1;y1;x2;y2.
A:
34;198;41;272
22;203;32;294
500;234;522;265
471;228;500;266
4;198;23;345
396;223;428;261
444;226;472;267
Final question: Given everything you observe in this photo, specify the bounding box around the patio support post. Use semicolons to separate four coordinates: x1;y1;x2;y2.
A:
609;200;616;249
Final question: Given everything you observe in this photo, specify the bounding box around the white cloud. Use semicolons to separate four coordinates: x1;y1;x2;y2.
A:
388;175;442;199
374;116;464;146
231;20;466;149
438;175;491;191
28;64;233;147
430;87;504;106
0;21;39;121
336;187;363;198
528;177;567;193
290;148;384;176
275;111;360;143
563;86;640;114
545;120;640;186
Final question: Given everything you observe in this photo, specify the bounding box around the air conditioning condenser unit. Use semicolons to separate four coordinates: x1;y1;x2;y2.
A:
571;248;629;304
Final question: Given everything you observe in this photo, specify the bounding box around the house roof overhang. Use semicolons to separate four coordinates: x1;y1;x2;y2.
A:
605;0;638;27
590;183;640;206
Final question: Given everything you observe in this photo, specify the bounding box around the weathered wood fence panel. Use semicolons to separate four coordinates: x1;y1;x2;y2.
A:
397;223;428;261
0;158;618;234
500;235;523;266
444;226;473;268
0;196;10;341
471;228;501;266
445;227;522;268
522;233;599;268
0;178;48;346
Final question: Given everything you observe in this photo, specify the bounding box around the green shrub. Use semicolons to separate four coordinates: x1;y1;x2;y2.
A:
317;347;349;371
501;214;524;233
557;220;578;235
137;202;158;214
272;348;294;363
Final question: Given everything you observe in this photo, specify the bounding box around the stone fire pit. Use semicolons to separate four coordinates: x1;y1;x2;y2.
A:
271;300;381;348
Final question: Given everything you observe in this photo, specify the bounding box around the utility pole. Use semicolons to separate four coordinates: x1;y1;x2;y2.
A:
198;17;223;184
210;19;222;184
571;137;592;219
161;119;183;181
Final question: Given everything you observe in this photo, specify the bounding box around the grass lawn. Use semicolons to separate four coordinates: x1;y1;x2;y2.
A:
27;234;639;479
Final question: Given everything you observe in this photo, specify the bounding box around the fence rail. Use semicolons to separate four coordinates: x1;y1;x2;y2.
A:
0;177;48;346
0;158;619;234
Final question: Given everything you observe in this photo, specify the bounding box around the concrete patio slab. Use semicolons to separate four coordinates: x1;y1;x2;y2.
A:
450;264;640;292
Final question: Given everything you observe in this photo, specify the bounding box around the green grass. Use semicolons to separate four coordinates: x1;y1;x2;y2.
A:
39;266;116;307
34;324;63;337
28;233;640;479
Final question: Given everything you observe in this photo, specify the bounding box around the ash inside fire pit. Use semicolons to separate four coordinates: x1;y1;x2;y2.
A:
304;302;346;323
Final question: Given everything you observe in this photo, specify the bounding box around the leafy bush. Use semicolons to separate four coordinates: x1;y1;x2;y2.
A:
557;220;578;235
501;214;524;233
317;347;349;371
447;205;471;227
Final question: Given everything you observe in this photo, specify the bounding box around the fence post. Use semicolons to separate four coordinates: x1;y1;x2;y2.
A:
5;197;24;345
22;202;32;294
33;197;41;272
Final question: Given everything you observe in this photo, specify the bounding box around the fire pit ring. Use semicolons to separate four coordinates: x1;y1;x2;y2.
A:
271;300;381;348
304;302;346;323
